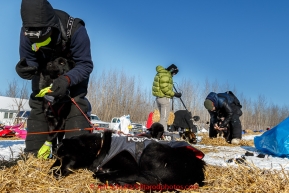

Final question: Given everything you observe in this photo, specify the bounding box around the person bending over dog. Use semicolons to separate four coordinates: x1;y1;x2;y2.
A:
204;91;243;144
171;110;200;144
16;0;93;158
50;130;206;189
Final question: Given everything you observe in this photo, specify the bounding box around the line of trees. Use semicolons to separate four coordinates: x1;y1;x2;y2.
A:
3;71;289;131
86;69;289;131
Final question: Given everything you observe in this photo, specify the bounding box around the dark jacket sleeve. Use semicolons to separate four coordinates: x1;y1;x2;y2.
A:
19;27;39;67
219;100;233;127
65;26;93;86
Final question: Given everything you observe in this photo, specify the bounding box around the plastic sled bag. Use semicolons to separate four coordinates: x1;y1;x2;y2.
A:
254;117;289;157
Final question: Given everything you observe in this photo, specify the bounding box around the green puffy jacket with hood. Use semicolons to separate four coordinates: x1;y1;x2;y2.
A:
152;66;175;98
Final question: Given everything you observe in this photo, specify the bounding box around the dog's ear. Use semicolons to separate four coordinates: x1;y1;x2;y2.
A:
61;138;68;145
156;131;163;139
56;139;70;156
59;138;78;149
57;57;66;64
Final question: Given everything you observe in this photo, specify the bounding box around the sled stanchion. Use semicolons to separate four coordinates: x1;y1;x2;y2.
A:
173;85;188;111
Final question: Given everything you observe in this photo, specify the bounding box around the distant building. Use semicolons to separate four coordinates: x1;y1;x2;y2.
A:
0;96;30;125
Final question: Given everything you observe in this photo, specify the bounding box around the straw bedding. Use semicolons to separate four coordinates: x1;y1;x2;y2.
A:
198;133;255;147
0;136;22;141
1;134;289;192
152;109;175;125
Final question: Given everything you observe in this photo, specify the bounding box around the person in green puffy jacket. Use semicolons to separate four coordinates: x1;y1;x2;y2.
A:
152;64;182;131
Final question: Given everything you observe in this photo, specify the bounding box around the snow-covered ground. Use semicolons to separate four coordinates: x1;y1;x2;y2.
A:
195;134;289;171
1;134;289;171
201;145;289;170
0;140;25;160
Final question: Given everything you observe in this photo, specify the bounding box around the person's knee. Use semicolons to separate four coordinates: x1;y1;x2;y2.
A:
70;96;90;116
64;115;90;138
25;134;47;154
25;120;49;153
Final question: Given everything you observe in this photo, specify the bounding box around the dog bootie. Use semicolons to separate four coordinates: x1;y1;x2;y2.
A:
257;154;266;158
245;151;254;156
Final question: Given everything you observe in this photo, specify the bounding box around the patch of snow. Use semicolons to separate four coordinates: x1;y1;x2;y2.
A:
198;128;208;133
242;134;261;141
0;140;25;160
195;144;289;171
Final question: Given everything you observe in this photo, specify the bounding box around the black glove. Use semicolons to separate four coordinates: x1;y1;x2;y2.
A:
46;75;70;99
15;58;38;80
174;92;182;98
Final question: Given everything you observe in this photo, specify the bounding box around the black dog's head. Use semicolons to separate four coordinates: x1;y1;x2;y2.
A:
192;115;200;122
148;122;164;139
46;57;75;79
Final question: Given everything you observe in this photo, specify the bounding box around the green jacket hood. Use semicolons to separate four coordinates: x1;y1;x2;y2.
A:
156;65;167;73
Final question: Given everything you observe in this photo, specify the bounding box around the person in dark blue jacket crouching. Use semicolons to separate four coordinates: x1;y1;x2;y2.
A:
204;91;243;145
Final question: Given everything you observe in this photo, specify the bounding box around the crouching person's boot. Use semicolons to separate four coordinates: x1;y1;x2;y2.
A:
231;138;241;145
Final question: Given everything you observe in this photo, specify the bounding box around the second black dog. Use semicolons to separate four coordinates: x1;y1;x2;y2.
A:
138;122;164;139
40;57;75;145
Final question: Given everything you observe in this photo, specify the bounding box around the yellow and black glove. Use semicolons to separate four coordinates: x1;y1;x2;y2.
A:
46;75;70;99
37;141;52;159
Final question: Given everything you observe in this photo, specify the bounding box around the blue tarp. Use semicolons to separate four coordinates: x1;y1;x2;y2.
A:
254;117;289;157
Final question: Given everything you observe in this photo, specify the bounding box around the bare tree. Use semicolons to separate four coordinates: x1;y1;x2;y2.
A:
5;79;29;99
4;79;29;124
87;69;152;123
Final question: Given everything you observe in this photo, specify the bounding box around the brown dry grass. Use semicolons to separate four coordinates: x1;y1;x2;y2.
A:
201;164;289;193
151;109;175;125
0;136;23;140
2;155;289;193
198;133;255;147
1;133;289;192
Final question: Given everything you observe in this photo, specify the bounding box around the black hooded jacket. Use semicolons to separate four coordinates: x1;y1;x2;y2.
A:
20;0;93;97
172;110;196;132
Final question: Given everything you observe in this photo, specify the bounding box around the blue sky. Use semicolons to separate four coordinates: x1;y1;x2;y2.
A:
1;0;289;106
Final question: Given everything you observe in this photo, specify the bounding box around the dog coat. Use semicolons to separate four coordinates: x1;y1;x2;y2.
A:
98;136;204;168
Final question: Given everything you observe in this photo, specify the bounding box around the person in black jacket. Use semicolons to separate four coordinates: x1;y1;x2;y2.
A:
171;110;197;133
204;91;243;144
16;0;93;157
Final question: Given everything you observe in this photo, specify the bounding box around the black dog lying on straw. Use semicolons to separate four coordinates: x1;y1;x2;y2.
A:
50;130;206;188
37;57;75;158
